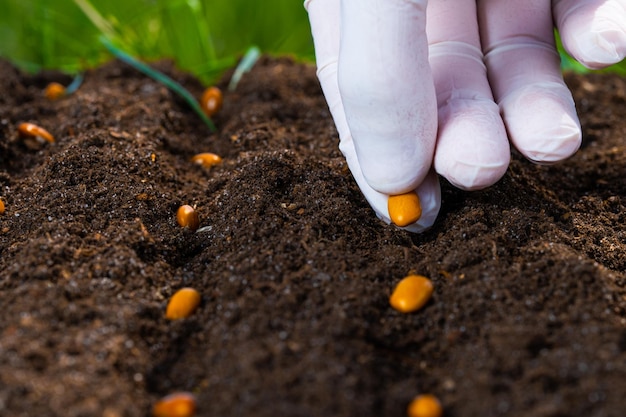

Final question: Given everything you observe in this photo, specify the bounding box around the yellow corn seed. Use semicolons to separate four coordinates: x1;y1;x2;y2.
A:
0;199;4;214
200;86;223;117
388;192;421;227
44;82;66;100
166;288;201;320
190;152;222;168
176;205;199;231
389;274;433;313
17;122;55;144
407;394;443;417
152;392;197;417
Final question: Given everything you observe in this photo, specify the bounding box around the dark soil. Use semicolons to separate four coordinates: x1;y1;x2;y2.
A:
1;56;625;417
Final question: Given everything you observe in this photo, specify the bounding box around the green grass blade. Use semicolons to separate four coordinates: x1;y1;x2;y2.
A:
228;46;261;91
100;36;216;132
73;0;119;43
65;73;84;94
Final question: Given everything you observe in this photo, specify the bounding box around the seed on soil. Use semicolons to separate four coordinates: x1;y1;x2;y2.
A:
407;394;442;417
190;152;222;168
166;288;201;320
200;86;223;117
389;274;433;313
388;192;421;227
44;82;66;100
0;199;4;214
152;392;197;417
176;205;199;231
17;122;55;144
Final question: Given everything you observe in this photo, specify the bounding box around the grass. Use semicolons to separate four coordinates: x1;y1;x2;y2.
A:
0;0;314;84
0;0;624;84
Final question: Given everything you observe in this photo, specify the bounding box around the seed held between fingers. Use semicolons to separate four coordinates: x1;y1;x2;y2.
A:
389;274;433;313
176;205;199;231
190;152;222;168
166;288;201;320
407;394;443;417
388;192;421;227
152;392;197;417
18;122;55;144
44;82;66;100
200;86;223;117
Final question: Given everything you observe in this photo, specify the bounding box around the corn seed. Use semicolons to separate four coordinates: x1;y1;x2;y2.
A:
407;394;442;417
176;205;199;231
166;288;201;320
18;122;55;144
152;392;197;417
389;274;433;313
190;153;222;168
44;82;66;100
200;86;223;117
388;192;421;227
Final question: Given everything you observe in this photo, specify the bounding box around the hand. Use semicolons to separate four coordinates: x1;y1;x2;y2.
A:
305;0;626;233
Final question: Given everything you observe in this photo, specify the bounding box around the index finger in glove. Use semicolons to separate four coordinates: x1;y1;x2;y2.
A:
337;0;438;195
305;0;441;231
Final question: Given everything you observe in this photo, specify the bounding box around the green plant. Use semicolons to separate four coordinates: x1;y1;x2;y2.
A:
0;0;314;83
1;1;624;80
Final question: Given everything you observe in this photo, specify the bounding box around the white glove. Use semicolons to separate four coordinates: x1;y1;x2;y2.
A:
305;0;626;232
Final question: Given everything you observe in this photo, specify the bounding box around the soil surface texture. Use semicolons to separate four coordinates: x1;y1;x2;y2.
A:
1;57;626;417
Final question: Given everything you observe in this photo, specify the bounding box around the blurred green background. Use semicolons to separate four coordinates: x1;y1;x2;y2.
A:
0;0;624;86
0;0;315;84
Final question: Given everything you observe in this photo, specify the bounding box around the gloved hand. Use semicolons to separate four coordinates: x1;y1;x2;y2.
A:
305;0;626;232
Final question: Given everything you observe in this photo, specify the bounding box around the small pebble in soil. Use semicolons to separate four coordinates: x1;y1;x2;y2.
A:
190;152;222;168
388;192;422;227
17;122;55;144
389;274;433;313
44;82;66;100
0;199;4;214
176;205;199;231
200;86;223;117
407;394;443;417
152;392;197;417
166;288;201;320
